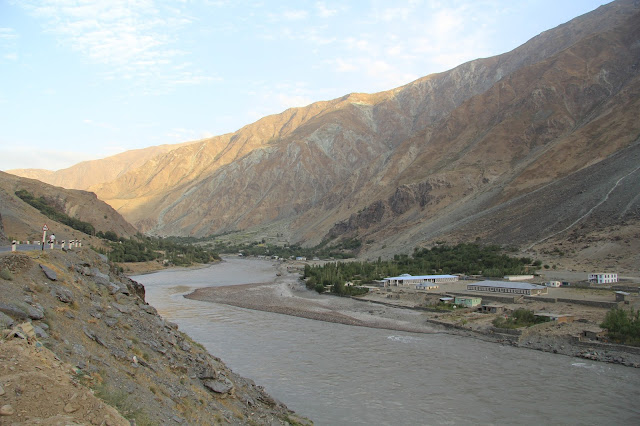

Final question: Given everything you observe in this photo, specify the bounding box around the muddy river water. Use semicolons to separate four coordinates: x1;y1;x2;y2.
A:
133;258;640;425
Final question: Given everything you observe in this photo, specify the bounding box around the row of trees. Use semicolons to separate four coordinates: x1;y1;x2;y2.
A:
210;237;362;260
600;308;640;346
104;234;220;266
302;243;539;296
15;189;95;236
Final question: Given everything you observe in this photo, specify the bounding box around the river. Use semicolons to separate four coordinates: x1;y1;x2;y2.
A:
133;258;640;425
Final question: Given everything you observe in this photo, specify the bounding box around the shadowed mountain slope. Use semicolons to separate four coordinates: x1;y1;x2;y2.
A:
0;171;138;243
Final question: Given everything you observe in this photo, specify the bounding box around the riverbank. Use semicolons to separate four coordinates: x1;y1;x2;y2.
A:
117;259;215;275
186;259;640;368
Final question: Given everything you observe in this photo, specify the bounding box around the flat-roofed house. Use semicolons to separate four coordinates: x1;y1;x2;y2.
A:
534;312;574;323
383;274;458;288
480;304;505;314
454;297;482;307
416;282;439;290
466;280;548;295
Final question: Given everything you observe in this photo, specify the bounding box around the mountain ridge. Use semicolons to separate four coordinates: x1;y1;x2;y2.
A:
6;0;640;271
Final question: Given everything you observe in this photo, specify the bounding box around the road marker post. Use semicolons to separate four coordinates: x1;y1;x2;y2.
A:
42;224;49;251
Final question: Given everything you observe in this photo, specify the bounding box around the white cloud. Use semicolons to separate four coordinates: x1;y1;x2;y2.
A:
0;27;18;62
330;58;358;72
282;9;308;20
16;0;210;93
316;2;337;18
0;27;18;40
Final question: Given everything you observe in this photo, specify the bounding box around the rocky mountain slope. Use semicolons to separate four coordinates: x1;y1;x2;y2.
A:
7;0;640;270
0;171;138;245
0;249;308;424
7;142;197;190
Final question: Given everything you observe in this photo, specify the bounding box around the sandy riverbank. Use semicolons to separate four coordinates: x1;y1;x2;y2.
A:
185;262;439;334
185;259;640;368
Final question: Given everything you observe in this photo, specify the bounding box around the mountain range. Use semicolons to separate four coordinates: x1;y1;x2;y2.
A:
5;0;640;270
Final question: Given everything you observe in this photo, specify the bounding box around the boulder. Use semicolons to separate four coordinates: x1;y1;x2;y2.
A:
51;286;74;303
0;312;14;328
39;264;57;281
0;303;28;320
203;378;234;394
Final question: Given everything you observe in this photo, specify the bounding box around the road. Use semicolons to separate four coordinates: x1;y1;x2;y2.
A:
0;242;81;253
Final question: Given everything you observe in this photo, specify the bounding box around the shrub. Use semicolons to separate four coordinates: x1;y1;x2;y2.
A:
0;268;13;281
601;308;640;346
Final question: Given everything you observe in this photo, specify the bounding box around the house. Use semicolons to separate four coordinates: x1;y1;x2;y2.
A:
415;283;439;290
466;280;548;295
582;328;606;341
439;297;454;304
383;274;458;287
545;281;561;288
480;304;505;314
534;312;574;323
454;297;482;307
615;291;631;303
588;273;618;284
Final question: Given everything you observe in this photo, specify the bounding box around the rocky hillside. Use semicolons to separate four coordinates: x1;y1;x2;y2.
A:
7;0;640;270
0;249;308;424
0;171;138;243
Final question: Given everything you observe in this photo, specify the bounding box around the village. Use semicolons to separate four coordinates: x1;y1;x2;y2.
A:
351;271;640;356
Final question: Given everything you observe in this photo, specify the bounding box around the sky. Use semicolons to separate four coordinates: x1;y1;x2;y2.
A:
0;0;611;172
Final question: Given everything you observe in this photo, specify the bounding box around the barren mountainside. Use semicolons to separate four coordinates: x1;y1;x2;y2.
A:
0;171;138;244
7;142;197;190
6;0;640;269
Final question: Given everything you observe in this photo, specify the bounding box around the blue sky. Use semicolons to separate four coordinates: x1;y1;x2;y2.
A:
0;0;610;171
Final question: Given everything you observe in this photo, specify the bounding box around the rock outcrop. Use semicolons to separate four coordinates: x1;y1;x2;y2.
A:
0;249;309;425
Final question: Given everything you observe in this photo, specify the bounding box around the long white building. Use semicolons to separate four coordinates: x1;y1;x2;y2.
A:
588;273;618;284
383;273;458;288
467;280;548;296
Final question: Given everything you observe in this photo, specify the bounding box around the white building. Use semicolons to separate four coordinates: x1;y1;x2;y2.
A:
545;281;561;288
503;275;535;281
467;280;548;295
383;273;458;288
588;273;618;284
415;283;440;290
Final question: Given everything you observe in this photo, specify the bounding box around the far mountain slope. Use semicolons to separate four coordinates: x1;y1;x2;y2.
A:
7;142;198;190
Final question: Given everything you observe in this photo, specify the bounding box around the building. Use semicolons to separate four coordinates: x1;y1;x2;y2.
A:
534;312;574;323
454;297;482;307
383;273;458;287
615;291;631;303
503;275;535;281
415;283;439;290
588;273;618;284
466;280;548;295
480;304;505;314
545;281;561;288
